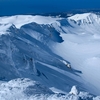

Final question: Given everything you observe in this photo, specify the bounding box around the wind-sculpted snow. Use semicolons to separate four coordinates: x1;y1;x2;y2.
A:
0;13;100;99
0;78;98;100
0;78;53;100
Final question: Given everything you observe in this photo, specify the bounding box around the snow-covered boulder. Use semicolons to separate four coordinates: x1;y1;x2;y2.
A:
69;86;78;95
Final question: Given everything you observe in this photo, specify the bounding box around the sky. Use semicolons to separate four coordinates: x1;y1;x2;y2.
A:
0;0;100;16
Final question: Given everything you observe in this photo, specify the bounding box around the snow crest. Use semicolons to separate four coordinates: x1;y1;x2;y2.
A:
0;15;61;34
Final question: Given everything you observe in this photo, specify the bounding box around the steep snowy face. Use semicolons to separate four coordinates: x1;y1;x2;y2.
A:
0;23;64;79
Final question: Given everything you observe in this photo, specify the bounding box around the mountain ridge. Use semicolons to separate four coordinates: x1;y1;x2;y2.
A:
0;12;100;98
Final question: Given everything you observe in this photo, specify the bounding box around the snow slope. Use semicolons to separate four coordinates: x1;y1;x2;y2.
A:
0;13;100;99
52;13;100;95
0;14;83;95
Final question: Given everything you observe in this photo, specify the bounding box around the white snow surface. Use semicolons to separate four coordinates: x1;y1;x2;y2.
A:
0;15;60;34
52;13;100;95
68;13;100;25
0;13;100;99
0;78;96;100
68;13;91;21
69;86;78;95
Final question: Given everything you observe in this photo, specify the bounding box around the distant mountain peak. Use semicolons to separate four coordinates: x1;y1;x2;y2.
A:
68;13;100;25
68;13;91;21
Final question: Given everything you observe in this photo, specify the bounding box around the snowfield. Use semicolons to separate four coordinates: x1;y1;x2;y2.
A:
0;12;100;99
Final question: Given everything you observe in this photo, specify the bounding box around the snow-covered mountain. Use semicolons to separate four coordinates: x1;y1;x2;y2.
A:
68;13;100;24
0;13;100;99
